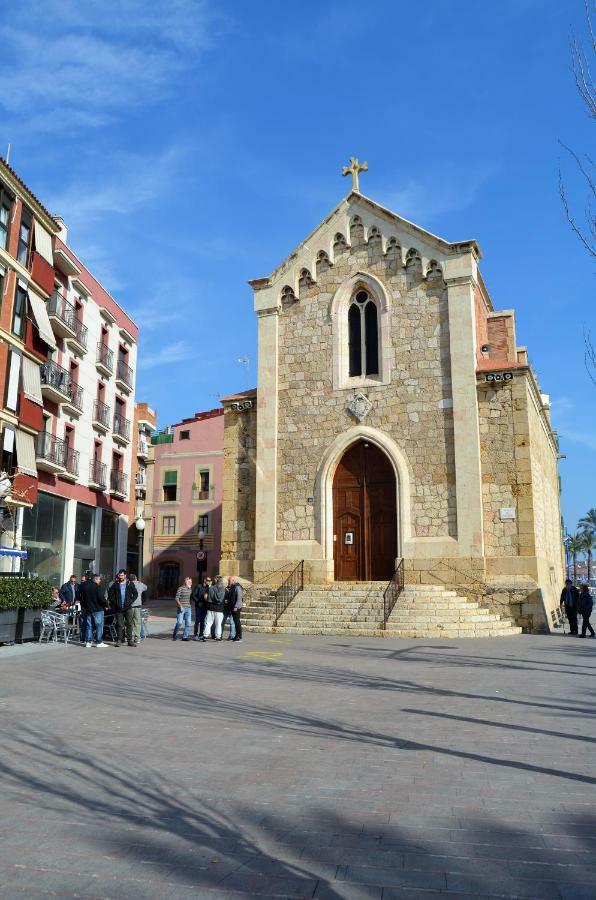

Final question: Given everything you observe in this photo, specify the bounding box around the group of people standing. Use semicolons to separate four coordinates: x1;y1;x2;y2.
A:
173;575;243;642
560;579;594;637
52;570;147;648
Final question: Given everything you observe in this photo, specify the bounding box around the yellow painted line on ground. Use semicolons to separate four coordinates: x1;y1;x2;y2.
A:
242;651;283;661
267;639;291;644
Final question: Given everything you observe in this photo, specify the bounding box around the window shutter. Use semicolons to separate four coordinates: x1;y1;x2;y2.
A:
34;221;54;266
6;351;21;411
163;470;177;485
21;356;43;405
15;428;38;477
28;289;57;350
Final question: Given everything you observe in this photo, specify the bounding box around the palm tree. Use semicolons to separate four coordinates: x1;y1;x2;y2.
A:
567;534;584;581
579;509;596;582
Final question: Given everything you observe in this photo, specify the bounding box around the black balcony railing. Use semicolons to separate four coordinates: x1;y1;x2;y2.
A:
89;460;107;488
135;471;147;487
92;399;111;429
36;432;66;468
116;358;133;389
110;469;128;495
40;360;72;396
71;317;88;350
64;446;79;478
66;381;84;412
113;413;131;442
96;342;114;372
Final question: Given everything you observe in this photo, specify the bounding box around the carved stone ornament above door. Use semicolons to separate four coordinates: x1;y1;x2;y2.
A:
346;391;372;422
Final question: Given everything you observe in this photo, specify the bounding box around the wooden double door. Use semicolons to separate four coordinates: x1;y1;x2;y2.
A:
333;441;398;581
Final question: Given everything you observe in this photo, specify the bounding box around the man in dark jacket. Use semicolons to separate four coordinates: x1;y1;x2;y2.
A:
201;576;226;641
192;577;210;639
227;576;243;643
107;569;139;647
560;579;580;635
578;584;595;638
59;575;78;607
79;573;108;648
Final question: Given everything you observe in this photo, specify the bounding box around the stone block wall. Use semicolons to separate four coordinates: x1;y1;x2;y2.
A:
276;242;457;543
220;404;257;579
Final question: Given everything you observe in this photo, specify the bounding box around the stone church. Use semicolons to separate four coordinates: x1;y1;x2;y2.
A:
220;161;563;634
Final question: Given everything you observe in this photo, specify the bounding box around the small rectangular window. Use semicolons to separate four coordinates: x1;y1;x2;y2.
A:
180;430;190;440
198;514;209;533
17;208;31;266
162;469;178;502
0;189;13;250
12;286;27;339
162;515;176;535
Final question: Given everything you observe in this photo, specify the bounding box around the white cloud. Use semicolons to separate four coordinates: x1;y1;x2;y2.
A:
0;0;215;133
138;340;193;370
550;396;596;451
380;164;496;223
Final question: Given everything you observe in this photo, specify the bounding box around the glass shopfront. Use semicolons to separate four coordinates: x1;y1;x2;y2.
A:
99;511;117;580
73;503;96;576
22;491;67;586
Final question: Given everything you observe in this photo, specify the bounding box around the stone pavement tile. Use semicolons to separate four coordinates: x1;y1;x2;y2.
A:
217;873;319;897
337;866;446;890
382;891;490;900
557;884;596;900
507;860;596;883
313;881;382;899
445;872;561;898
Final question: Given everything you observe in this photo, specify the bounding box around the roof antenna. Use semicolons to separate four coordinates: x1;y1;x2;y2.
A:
5;144;10;164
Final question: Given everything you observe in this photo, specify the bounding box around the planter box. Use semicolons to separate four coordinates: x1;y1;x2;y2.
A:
0;608;42;643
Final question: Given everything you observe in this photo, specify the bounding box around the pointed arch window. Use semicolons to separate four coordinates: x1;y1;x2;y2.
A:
348;290;379;377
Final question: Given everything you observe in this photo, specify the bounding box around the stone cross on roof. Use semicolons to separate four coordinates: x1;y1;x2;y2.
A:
342;156;368;193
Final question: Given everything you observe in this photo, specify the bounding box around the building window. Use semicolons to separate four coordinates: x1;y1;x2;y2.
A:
17;207;32;266
348;290;378;377
198;514;209;534
180;430;190;440
0;188;12;250
162;469;178;502
196;469;210;500
162;515;176;535
12;285;27;339
5;350;20;412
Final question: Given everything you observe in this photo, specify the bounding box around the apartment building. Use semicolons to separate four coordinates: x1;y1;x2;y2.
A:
144;408;223;595
126;402;157;574
0;157;138;582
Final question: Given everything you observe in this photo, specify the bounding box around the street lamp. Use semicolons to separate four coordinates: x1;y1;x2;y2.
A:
135;515;146;579
197;529;206;581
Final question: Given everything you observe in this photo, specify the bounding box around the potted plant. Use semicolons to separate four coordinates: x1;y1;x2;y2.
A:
0;578;53;643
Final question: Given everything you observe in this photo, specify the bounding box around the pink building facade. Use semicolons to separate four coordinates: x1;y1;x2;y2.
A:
145;408;224;596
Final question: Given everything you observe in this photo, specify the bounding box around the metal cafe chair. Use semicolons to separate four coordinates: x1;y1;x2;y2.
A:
39;610;73;644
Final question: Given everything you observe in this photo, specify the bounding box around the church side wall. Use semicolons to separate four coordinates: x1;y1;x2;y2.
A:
275;241;456;545
220;405;257;579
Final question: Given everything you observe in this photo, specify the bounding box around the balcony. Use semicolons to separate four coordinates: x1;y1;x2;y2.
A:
60;447;80;482
135;470;147;499
40;360;72;405
96;342;114;377
110;469;128;498
36;432;66;474
47;294;78;340
65;317;88;356
92;399;111;433
113;413;131;446
63;382;84;418
115;358;134;393
89;460;107;490
137;438;149;459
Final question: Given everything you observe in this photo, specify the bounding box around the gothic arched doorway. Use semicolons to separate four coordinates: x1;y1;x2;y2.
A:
333;441;397;581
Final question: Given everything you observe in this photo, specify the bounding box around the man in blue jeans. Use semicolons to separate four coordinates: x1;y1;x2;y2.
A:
79;572;108;648
173;576;193;641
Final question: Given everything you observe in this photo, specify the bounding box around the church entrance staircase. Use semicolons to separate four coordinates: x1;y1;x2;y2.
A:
242;582;522;638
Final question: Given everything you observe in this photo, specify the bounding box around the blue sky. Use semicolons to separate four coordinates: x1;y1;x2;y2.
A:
1;0;593;531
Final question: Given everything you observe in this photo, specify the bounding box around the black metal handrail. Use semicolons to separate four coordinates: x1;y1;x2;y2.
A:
64;447;79;477
274;560;304;624
71;317;88;349
40;359;71;395
96;342;114;372
92;399;111;428
48;293;77;328
66;382;84;411
116;358;133;388
110;469;128;495
89;460;107;487
113;413;131;442
382;558;405;629
36;432;66;467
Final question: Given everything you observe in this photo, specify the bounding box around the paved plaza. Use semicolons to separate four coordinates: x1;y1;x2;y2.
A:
1;627;596;899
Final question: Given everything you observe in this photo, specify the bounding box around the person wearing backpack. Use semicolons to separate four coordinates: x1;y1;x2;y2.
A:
227;575;243;642
578;584;595;638
200;576;226;641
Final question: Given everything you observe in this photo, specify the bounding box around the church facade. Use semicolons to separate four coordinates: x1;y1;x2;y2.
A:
221;169;563;631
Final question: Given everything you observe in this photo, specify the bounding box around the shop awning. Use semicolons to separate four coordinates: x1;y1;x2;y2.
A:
27;289;57;350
